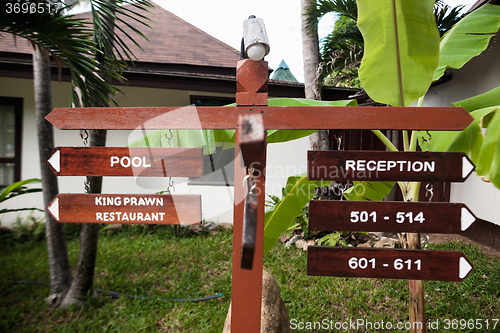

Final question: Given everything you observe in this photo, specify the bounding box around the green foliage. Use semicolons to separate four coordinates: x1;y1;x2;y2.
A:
309;0;464;89
452;85;500;112
433;4;500;82
357;0;440;107
344;180;394;201
0;178;43;215
263;174;328;255
292;206;310;237
433;2;465;37
422;84;500;188
89;0;154;70
10;214;46;243
320;16;363;88
318;231;341;246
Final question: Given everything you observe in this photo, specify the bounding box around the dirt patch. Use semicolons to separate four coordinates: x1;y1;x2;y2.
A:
427;233;500;260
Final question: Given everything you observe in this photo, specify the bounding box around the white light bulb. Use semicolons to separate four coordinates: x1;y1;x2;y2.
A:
246;43;266;61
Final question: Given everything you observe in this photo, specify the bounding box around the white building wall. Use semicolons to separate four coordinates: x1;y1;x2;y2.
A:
0;77;310;226
421;32;500;226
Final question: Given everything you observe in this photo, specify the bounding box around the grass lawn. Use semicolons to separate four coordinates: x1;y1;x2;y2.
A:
1;226;499;332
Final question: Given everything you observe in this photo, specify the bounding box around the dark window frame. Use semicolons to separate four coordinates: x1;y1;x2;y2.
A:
188;95;235;187
0;96;23;187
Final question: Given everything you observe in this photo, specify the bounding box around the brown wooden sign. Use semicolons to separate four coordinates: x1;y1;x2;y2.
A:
307;246;473;282
308;151;475;182
46;194;201;225
46;147;203;177
309;201;476;233
45;106;473;130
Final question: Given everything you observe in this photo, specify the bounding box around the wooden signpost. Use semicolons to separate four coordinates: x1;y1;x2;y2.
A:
45;106;472;130
47;147;203;177
309;201;476;233
308;151;475;182
308;247;473;282
46;194;201;225
307;142;477;332
45;55;476;332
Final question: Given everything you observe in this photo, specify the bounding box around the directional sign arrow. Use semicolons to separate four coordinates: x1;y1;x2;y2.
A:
46;147;203;177
307;247;473;282
46;194;201;225
45;106;473;130
309;201;477;233
308;151;475;182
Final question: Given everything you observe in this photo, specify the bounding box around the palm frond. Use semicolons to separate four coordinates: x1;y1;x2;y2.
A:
0;0;120;107
90;0;153;70
306;0;358;33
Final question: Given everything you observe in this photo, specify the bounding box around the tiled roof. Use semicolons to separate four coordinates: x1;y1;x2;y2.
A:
271;59;298;82
0;1;240;69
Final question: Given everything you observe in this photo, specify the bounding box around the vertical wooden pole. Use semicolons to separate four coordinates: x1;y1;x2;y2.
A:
408;233;426;333
231;59;268;332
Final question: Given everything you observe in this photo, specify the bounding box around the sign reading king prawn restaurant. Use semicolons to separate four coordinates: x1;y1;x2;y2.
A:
46;194;201;225
308;151;475;182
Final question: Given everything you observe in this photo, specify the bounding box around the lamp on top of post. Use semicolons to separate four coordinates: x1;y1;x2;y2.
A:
241;15;270;61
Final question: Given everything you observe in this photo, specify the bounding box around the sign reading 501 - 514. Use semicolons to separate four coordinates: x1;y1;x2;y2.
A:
308;151;475;182
309;201;477;234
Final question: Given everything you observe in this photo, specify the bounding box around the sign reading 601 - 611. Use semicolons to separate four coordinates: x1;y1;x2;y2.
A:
308;247;473;282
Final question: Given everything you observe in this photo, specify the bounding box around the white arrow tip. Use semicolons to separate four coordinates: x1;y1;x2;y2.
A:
48;149;60;173
462;156;474;179
47;197;59;221
459;257;473;279
461;207;476;231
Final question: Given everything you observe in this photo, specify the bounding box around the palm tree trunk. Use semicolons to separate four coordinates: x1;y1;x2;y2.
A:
60;131;105;308
60;0;116;306
301;0;330;151
33;47;72;306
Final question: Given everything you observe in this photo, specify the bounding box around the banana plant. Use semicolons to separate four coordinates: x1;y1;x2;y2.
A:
263;173;329;255
418;4;500;189
355;1;500;201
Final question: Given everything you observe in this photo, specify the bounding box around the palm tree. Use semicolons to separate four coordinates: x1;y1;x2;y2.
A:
301;0;330;151
1;0;152;308
307;0;466;88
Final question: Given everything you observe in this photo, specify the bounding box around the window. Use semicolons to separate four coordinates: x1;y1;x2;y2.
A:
188;96;235;186
0;97;22;187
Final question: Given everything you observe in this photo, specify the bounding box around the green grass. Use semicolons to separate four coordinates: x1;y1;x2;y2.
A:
1;228;499;332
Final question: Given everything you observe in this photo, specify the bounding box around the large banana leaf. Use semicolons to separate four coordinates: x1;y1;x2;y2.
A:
344;180;394;201
475;107;500;185
357;0;440;106
433;4;500;82
266;98;357;143
128;98;356;151
452;85;500;112
421;106;500;187
263;174;327;255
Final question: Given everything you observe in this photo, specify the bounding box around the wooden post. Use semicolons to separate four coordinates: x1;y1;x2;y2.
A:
408;233;426;333
231;59;268;332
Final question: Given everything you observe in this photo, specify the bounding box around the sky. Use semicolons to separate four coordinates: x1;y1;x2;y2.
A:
71;0;478;83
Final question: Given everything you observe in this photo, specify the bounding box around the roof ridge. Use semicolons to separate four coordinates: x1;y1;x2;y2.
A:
156;5;239;56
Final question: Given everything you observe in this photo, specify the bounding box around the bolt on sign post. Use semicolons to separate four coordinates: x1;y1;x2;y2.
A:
45;17;476;333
